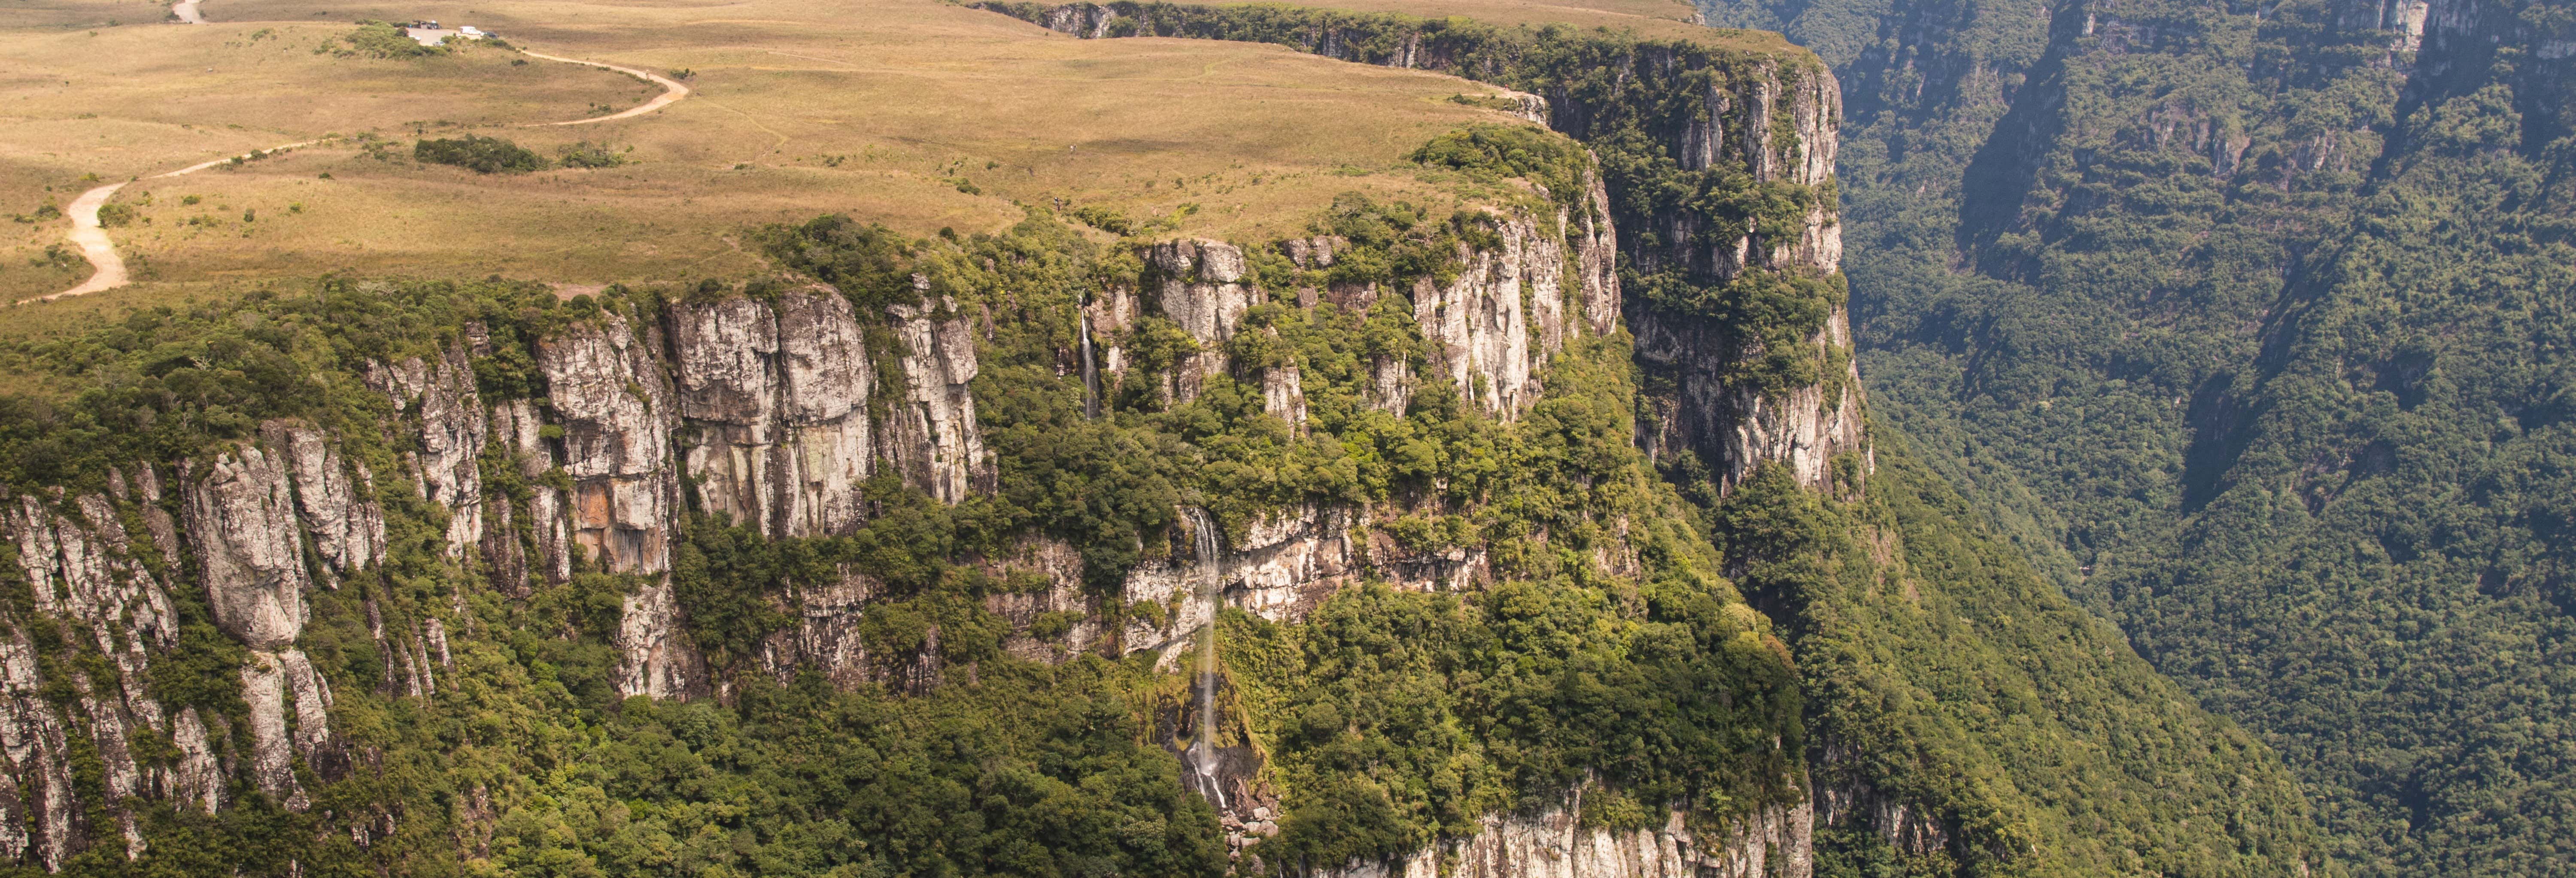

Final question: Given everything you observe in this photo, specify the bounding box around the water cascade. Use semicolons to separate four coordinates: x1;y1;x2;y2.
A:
1078;307;1102;420
1183;506;1227;809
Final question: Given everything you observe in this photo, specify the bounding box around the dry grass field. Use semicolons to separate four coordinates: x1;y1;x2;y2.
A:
0;0;1780;341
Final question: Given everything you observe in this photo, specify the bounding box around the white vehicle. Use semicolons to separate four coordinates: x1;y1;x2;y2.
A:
458;25;484;37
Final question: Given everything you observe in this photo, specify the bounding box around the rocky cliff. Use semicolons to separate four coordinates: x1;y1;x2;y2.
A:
0;15;1860;871
1322;802;1813;878
999;0;1868;490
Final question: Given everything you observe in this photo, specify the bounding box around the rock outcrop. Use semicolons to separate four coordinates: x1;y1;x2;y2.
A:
887;295;994;504
182;443;345;813
368;347;487;556
1411;211;1570;418
542;314;678;577
1628;67;1868;493
0;626;80;870
669;288;879;538
7;489;188;858
540;314;696;699
1152;239;1259;404
186;447;311;650
1315;801;1813;878
261;421;386;584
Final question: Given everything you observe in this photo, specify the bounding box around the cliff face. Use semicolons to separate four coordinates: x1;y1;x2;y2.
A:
0;15;1856;872
1625;66;1866;494
1323;803;1813;878
1004;0;1865;491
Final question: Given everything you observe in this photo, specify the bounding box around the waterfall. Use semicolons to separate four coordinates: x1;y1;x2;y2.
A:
1078;307;1103;420
1183;506;1227;810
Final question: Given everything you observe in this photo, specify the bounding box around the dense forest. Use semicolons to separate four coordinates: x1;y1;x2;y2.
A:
1694;0;2576;870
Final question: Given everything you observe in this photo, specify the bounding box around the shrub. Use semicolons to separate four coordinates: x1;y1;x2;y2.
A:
342;21;446;58
1410;122;1585;201
97;203;136;227
415;135;548;174
556;141;629;169
1070;204;1136;236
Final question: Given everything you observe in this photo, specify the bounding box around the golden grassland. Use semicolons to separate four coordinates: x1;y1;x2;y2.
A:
0;0;1783;342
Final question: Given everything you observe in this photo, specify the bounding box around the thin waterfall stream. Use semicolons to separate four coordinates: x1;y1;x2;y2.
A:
1184;506;1227;810
1078;308;1103;420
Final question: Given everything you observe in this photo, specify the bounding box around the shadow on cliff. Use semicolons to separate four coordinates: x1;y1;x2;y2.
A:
1951;1;2088;275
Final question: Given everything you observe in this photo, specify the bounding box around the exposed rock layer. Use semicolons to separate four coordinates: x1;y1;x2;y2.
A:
1319;802;1813;878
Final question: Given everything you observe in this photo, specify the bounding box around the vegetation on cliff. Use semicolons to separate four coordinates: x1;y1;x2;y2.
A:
961;3;2334;874
0;118;1818;875
1701;0;2576;869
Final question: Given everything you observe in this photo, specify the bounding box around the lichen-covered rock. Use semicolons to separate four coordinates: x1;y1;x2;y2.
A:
1086;285;1139;377
0;626;79;871
184;447;309;650
761;568;878;692
671;294;786;532
1319;801;1812;878
1572;170;1622;337
772;289;877;534
1153;239;1257;404
1635;305;1868;493
981;539;1107;661
490;399;572;587
261;420;386;583
368;347;487;556
12;494;181;673
1122;506;1364;660
240;650;304;810
225;647;336;813
542;315;699;699
1260;363;1309;430
541;314;677;576
1413;221;1546;416
167;709;221;814
669;290;877;537
887;295;992;504
1367;355;1413;415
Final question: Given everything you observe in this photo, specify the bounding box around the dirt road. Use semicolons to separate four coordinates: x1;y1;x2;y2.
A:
519;51;691;124
30;41;689;303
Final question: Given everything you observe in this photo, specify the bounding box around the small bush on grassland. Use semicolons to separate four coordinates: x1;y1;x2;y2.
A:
342;21;447;58
556;141;629;169
415;136;548;174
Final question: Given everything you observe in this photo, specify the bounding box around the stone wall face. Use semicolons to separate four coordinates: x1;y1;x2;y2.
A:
0;17;1863;866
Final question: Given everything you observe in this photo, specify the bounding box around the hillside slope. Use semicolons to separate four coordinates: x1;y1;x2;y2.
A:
984;3;2326;874
1696;0;2576;869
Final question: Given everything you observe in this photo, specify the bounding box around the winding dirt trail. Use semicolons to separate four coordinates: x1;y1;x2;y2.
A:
520;52;692;124
30;34;690;304
171;0;205;24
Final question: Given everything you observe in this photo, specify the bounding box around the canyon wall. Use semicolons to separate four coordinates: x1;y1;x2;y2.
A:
1002;0;1868;492
0;15;1856;872
1318;802;1813;878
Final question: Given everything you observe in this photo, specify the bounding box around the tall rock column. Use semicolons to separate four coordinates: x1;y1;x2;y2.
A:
1628;63;1867;492
668;288;878;538
887;294;993;503
182;446;337;811
1151;239;1257;405
670;295;786;534
540;314;696;699
366;347;487;556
